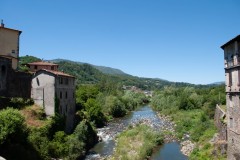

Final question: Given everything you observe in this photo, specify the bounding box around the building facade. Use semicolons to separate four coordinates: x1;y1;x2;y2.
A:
27;61;59;72
31;69;76;132
221;35;240;160
0;21;22;70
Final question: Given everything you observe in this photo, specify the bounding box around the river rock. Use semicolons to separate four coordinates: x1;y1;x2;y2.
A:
180;140;195;156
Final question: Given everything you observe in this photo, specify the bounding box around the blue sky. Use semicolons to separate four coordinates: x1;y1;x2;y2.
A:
1;0;240;84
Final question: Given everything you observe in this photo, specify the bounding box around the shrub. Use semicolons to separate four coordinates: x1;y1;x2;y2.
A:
105;96;126;117
84;98;106;127
9;98;34;109
48;131;69;158
0;108;28;144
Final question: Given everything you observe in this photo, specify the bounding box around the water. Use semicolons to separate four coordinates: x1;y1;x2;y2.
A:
86;105;188;160
150;142;188;160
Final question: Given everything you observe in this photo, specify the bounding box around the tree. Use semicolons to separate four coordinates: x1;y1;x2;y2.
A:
104;96;126;117
84;98;106;127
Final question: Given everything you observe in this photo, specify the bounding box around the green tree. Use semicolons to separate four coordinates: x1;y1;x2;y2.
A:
104;95;126;117
84;98;106;127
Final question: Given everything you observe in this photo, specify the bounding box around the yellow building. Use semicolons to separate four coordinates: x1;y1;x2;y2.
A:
0;20;22;70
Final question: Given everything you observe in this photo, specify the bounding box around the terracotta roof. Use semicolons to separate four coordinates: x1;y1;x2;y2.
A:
0;26;22;34
38;69;75;78
28;61;59;66
221;35;240;50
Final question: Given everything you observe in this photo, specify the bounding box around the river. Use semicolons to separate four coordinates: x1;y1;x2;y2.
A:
85;105;188;160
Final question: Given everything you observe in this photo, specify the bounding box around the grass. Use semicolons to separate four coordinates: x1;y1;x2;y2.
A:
20;105;48;128
110;124;163;160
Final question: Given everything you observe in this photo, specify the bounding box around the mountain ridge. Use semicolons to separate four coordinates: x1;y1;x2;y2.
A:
50;59;128;76
19;56;224;89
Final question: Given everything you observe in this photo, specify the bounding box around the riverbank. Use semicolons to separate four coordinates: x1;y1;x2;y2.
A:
86;105;188;160
110;124;164;160
157;112;195;156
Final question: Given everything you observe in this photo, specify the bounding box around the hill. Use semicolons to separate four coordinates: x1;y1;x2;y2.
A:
18;56;221;90
93;65;128;75
51;59;128;76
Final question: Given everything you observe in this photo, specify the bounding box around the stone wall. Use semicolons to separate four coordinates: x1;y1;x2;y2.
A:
0;56;32;98
214;104;227;141
7;70;32;98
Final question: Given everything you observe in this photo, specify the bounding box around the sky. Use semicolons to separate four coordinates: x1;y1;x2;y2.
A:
1;0;240;84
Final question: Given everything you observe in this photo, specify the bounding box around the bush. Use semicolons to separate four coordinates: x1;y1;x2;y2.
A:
0;108;28;144
28;126;50;159
105;96;126;117
9;98;34;109
84;98;106;127
48;131;69;158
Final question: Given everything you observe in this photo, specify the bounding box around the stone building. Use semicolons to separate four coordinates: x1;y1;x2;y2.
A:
27;61;59;72
0;20;22;70
221;35;240;160
31;69;76;132
0;22;32;98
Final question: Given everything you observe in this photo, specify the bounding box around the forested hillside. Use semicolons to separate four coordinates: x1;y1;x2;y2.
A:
19;56;210;90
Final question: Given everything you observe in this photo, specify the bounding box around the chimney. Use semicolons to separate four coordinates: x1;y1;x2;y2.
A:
1;20;4;27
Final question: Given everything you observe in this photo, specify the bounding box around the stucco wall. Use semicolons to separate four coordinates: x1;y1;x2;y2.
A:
31;72;55;116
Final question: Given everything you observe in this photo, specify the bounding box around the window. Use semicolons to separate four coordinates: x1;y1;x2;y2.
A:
65;91;68;99
51;66;54;70
60;91;62;99
34;65;37;70
36;78;40;86
12;50;15;54
229;72;232;86
59;77;63;84
65;78;68;85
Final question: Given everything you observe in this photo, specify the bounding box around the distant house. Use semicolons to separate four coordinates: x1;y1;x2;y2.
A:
0;20;22;70
31;69;76;132
27;61;59;72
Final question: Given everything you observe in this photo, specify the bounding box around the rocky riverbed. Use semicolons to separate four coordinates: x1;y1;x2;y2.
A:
86;106;190;160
